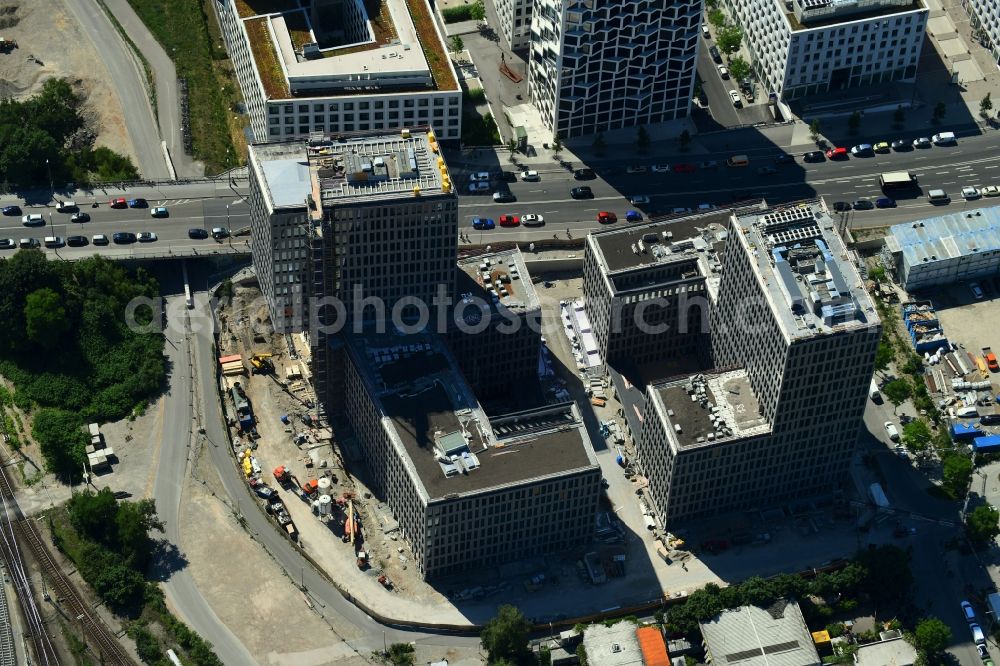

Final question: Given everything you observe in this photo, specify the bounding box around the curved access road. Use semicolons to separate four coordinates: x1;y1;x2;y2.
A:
99;0;205;177
62;0;171;180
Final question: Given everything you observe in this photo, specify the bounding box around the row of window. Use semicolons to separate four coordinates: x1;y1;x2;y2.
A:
270;121;460;137
269;97;459;114
271;107;460;125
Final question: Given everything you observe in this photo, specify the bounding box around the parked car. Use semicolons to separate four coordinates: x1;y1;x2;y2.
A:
803;151;825;162
66;235;89;247
55;201;77;212
971;282;985;299
151;206;169;217
188;228;209;239
625;210;643;222
0;239;14;250
500;171;517;183
850;144;873;155
71;212;90;223
729;90;742;107
468;181;490;193
718;65;729;79
468;171;490;182
92;234;109;245
912;137;932;148
876;197;897;208
673;163;696;173
211;227;229;239
626;165;647;174
774;154;796;164
709;45;722;63
962;186;981;200
492;190;516;203
127;198;148;208
571;186;593;199
22;214;44;226
756;166;777;175
597;211;617;224
630;195;650;204
573;168;595;180
18;238;39;249
853;199;874;210
982;185;1000;197
113;232;137;244
826;147;848;160
699;160;719;169
43;236;65;248
1;205;21;216
873;141;891;153
962;601;977;623
891;139;911;151
651;164;671;173
521;214;544;227
137;232;158;242
109;197;127;208
884;421;900;441
498;214;520;227
520;170;540;181
471;217;495;230
832;201;852;212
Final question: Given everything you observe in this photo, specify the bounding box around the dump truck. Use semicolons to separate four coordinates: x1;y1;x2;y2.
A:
984;347;998;372
301;479;319;497
273;465;293;487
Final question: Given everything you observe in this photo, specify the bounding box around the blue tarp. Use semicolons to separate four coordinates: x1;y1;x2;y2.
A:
953;423;982;440
974;435;1000;453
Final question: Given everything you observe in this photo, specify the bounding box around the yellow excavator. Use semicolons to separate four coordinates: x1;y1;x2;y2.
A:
249;353;275;375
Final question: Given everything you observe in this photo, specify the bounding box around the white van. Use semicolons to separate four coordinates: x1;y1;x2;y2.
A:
932;132;956;145
727;154;750;167
869;380;881;402
43;236;64;248
971;623;985;645
55;201;77;212
927;189;950;203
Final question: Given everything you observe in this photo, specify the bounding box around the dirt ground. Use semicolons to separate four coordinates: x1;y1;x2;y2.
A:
0;0;138;169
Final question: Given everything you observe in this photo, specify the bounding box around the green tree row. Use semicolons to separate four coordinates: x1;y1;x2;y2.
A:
0;78;138;189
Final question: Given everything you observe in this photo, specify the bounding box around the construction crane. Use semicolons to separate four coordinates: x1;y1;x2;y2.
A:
249;353;274;374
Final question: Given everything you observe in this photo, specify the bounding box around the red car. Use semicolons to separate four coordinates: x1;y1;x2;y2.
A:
109;197;127;209
498;214;520;227
673;163;697;173
826;147;848;160
597;211;617;224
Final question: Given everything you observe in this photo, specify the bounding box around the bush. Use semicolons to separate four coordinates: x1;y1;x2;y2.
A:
442;5;473;22
826;622;846;638
467;88;486;104
32;408;87;480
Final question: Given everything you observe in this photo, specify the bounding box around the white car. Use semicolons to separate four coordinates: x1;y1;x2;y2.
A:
718;65;729;79
982;185;1000;197
137;232;158;243
521;214;545;227
884;421;900;442
962;186;981;200
520;170;539;181
729;90;742;108
630;195;650;205
651;164;671;173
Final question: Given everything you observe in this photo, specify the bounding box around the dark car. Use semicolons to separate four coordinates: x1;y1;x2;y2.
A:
471;217;495;230
756;166;778;175
803;151;825;162
1;205;21;216
774;154;796;164
981;414;1000;425
832;201;852;212
853;199;874;210
255;485;276;500
709;45;722;63
500;171;517;183
0;239;14;250
492;190;516;203
571;186;594;199
127;198;148;208
112;232;137;244
876;197;897;208
891;139;911;151
71;212;90;223
188;228;209;239
66;235;89;247
573;168;596;180
109;197;128;209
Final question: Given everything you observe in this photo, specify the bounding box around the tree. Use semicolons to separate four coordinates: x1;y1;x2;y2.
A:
480;605;530;664
469;0;486;21
869;265;887;284
551;133;563;157
847;110;861;135
808;119;822;143
729;56;751;82
980;93;993;120
678;129;691;151
32;408;87;479
24;287;69;350
901;353;923;377
855;545;912;602
708;9;726;29
384;643;415;666
942;450;973;499
892;105;905;128
932;101;947;123
902;420;932;451
882;378;912;413
717;25;743;55
636;125;650;153
592;132;606;156
912;617;951;655
449;35;464;54
966;505;1000;545
576;644;588;666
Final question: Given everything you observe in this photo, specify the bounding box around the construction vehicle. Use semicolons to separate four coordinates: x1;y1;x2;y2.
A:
0;38;17;53
984;347;998;372
301;479;319;497
273;465;293;487
356;551;368;569
250;353;274;375
377;575;392;590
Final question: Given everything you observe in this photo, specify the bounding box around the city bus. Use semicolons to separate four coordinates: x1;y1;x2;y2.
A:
879;171;918;191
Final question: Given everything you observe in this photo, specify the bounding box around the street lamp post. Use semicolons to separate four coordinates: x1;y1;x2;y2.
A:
46;158;52;196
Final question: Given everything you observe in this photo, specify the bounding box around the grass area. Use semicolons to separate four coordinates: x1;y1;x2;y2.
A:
126;0;240;174
403;0;457;91
364;0;398;44
462;111;500;146
203;0;250;164
283;9;313;51
245;17;290;98
235;0;301;19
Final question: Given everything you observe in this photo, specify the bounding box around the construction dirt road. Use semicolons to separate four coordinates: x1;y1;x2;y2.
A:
0;0;138;175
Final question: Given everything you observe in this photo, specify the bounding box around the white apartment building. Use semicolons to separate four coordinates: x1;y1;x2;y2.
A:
218;0;462;143
964;0;1000;69
527;0;700;138
722;0;928;106
495;0;533;51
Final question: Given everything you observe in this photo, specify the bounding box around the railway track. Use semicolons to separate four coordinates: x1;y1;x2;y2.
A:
0;459;134;665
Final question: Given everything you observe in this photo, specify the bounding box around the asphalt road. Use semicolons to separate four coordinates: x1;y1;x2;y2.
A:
63;0;170;179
